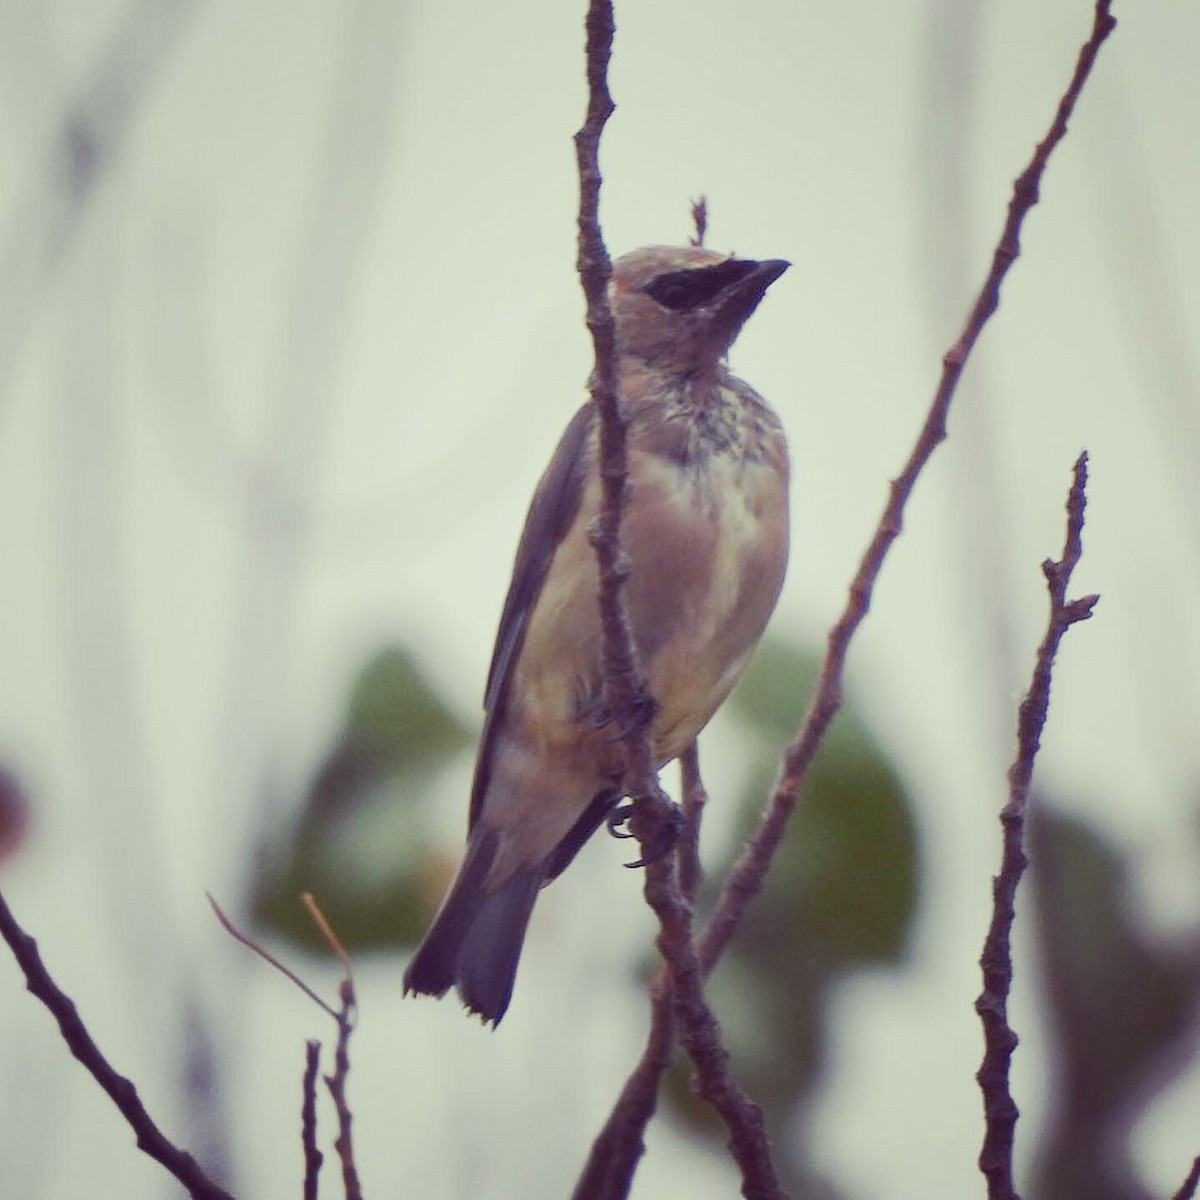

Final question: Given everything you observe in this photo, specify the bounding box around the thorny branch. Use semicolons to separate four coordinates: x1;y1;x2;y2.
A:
975;453;1099;1200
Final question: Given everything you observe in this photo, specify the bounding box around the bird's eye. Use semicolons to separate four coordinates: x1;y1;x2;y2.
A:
644;260;758;312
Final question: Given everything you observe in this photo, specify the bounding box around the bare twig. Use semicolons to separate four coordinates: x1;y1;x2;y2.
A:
689;197;708;247
210;892;361;1197
975;452;1099;1200
0;890;235;1200
206;892;337;1018
697;0;1118;978
571;974;674;1200
325;977;362;1200
302;893;361;1200
302;1040;324;1200
642;856;787;1200
1171;1156;1200;1200
303;890;354;981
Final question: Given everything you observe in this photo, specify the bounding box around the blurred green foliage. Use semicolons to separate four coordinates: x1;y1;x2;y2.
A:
252;646;472;950
250;635;1200;1200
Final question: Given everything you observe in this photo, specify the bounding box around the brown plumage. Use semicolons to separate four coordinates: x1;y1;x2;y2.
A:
403;245;791;1023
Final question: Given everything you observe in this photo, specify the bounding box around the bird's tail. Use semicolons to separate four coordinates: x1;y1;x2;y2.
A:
403;830;540;1026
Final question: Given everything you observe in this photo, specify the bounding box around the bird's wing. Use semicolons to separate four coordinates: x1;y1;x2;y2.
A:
469;402;596;828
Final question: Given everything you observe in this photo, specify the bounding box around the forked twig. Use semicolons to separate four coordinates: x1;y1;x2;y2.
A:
209;891;361;1199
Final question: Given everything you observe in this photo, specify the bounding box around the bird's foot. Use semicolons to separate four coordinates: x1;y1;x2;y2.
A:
607;793;682;868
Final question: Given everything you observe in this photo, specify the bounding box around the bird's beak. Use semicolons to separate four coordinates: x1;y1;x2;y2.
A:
747;259;791;289
709;258;790;343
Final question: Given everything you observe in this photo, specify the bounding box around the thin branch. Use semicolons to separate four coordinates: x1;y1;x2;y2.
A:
574;749;707;1200
698;0;1117;978
689;196;708;247
324;978;362;1200
210;891;361;1197
572;727;725;1200
303;890;355;981
303;893;361;1200
302;1041;324;1200
975;452;1099;1200
206;892;337;1019
642;856;788;1200
0;890;235;1200
571;974;674;1200
1171;1156;1200;1200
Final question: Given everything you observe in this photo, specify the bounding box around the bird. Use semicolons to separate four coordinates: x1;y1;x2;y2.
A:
403;244;791;1024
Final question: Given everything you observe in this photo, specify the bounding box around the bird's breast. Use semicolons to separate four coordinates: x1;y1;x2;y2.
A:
510;387;789;766
622;428;789;759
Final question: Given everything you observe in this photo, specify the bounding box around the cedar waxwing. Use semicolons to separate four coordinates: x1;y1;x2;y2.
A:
403;245;790;1024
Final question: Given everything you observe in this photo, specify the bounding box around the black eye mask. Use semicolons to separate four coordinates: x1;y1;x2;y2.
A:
643;259;759;312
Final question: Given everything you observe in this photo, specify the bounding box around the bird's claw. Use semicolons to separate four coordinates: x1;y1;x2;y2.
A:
607;796;682;868
607;801;636;839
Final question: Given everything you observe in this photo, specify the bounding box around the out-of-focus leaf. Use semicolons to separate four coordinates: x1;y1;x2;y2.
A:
252;646;472;951
724;639;919;969
663;636;920;1199
1028;802;1200;1200
341;645;471;770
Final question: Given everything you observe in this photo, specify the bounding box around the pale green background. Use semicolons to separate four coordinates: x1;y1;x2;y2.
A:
1;1;1198;1197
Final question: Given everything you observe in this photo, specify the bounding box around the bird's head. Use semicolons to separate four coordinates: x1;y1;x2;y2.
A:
610;245;789;373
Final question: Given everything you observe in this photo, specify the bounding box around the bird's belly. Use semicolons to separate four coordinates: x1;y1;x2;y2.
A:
627;450;788;759
511;445;787;766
